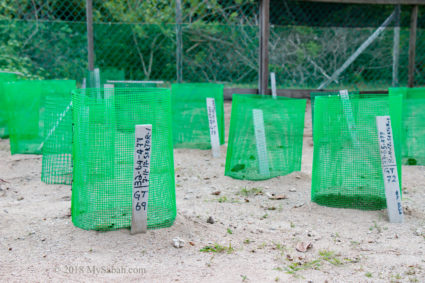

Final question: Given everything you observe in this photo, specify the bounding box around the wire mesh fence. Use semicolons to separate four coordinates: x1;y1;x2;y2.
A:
0;0;424;89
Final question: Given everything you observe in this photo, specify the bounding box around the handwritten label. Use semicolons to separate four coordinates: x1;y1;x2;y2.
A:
253;109;270;177
339;90;359;147
131;125;152;234
206;98;220;158
270;72;277;99
376;116;403;223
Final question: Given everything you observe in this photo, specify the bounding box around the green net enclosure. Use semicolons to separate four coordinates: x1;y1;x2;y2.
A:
389;87;425;165
311;94;403;210
72;88;176;231
0;72;18;138
225;94;306;180
41;95;73;185
4;80;76;155
171;83;224;149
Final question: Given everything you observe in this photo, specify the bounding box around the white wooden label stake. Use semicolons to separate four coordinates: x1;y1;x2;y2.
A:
132;125;152;234
339;89;359;147
270;72;277;99
206;98;220;158
103;84;114;99
94;68;101;100
376;116;403;223
253;109;270;177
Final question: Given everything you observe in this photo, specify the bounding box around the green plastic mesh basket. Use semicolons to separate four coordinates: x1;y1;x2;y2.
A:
72;88;176;231
0;72;18;138
225;94;306;180
311;94;403;210
41;95;73;185
171;83;224;149
310;91;359;126
4;80;75;155
389;87;425;165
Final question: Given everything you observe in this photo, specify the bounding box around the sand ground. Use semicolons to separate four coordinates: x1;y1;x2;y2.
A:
1;101;424;282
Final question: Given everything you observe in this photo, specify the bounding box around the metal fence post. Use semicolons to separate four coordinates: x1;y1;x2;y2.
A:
408;5;418;88
258;0;270;95
176;0;183;83
86;0;94;71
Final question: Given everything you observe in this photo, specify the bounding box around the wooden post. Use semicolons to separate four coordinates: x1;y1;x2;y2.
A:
176;0;183;83
258;0;270;95
408;5;418;88
392;5;400;87
86;0;94;71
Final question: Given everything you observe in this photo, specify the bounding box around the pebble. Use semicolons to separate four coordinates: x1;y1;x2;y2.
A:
207;216;215;224
289;188;297;192
172;237;185;248
415;228;423;236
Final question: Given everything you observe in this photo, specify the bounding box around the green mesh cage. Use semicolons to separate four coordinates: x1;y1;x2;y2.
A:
171;83;224;149
41;95;73;185
225;94;306;180
389;87;425;165
71;88;176;231
311;94;403;210
310;91;359;126
4;80;76;155
0;72;18;138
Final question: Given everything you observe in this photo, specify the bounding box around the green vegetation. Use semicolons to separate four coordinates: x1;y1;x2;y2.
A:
237;187;263;197
200;243;234;254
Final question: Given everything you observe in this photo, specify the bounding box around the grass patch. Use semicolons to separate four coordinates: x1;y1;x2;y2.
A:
200;243;234;254
279;250;352;276
237;187;263;197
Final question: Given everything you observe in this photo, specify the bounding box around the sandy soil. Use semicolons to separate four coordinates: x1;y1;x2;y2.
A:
1;101;425;283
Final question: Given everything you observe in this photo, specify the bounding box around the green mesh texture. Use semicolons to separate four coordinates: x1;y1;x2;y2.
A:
311;94;403;210
171;83;224;149
0;73;18;138
4;80;75;155
71;88;176;231
41;95;73;185
225;94;306;180
310;91;359;126
389;87;425;166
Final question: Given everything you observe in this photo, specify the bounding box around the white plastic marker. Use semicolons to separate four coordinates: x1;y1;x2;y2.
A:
94;68;101;100
103;84;114;99
253;109;270;177
270;72;277;99
206;98;220;158
132;125;152;234
82;78;86;89
376;116;403;223
339;89;359;147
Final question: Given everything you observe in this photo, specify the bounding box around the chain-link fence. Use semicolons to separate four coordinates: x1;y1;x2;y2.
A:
0;0;424;89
